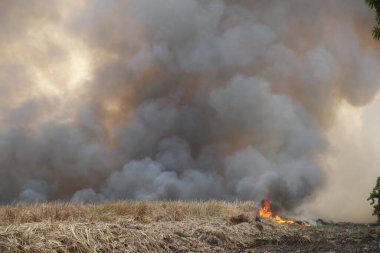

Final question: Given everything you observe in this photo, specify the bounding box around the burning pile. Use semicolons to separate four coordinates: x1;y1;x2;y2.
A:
259;200;310;226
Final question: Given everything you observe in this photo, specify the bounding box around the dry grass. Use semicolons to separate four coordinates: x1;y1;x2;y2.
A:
0;201;266;253
0;201;257;225
3;201;366;253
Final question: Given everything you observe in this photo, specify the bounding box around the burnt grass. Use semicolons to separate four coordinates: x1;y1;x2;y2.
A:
0;201;379;253
243;222;380;253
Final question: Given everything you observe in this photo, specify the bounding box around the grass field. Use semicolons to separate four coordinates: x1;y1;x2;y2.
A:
0;201;378;252
0;201;256;225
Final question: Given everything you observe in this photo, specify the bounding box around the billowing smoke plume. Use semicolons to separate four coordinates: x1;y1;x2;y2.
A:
0;0;379;213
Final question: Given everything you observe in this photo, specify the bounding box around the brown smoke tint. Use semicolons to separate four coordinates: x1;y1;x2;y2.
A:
0;0;379;216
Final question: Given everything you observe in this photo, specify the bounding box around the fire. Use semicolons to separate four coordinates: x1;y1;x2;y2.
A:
259;199;310;226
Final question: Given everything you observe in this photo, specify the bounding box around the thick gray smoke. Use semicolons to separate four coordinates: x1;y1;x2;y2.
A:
0;0;379;213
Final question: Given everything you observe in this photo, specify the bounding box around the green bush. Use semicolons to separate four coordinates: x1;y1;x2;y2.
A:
367;177;380;223
365;0;380;39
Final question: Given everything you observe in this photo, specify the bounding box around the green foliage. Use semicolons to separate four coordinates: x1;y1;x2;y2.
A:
173;231;190;238
367;177;380;222
365;0;380;39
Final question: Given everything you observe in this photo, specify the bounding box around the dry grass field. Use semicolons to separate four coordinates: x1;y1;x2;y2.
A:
0;201;378;253
0;201;256;225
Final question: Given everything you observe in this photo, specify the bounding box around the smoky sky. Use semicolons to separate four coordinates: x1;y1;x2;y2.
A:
0;0;379;213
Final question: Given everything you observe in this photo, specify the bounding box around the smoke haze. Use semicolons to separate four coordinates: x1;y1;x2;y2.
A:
0;0;379;221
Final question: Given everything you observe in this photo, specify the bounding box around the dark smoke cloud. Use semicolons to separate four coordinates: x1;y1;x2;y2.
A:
0;0;379;214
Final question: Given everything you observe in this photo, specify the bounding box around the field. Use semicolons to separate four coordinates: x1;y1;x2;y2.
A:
0;201;379;253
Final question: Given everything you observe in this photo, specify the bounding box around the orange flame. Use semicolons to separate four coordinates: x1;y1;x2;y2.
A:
259;199;310;226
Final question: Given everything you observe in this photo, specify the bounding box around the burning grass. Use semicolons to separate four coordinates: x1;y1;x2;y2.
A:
0;201;378;253
259;199;310;226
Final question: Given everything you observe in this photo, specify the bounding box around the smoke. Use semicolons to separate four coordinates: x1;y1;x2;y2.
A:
306;101;380;223
0;0;379;217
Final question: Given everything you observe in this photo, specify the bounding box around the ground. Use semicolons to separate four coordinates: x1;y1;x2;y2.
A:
0;201;379;252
